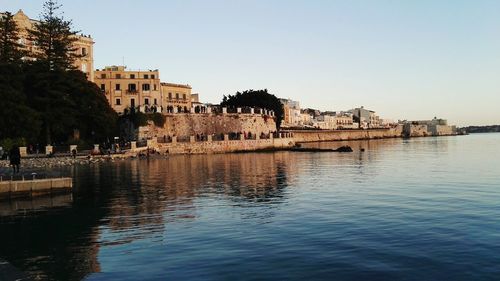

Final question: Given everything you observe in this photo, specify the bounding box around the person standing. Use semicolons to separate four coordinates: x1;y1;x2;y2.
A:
9;146;21;174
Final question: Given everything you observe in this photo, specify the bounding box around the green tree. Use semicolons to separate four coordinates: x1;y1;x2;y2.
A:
0;12;40;144
0;63;41;143
0;11;26;64
28;0;80;71
67;70;118;143
24;62;77;144
24;63;118;144
221;89;285;129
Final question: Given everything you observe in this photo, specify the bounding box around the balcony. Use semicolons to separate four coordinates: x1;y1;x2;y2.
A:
126;89;138;95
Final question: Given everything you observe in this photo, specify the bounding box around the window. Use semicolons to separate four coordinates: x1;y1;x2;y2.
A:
168;92;172;99
151;75;155;79
101;74;106;79
145;98;149;105
116;74;121;79
82;47;87;56
115;84;121;90
175;93;179;99
154;98;157;105
130;74;135;79
116;98;121;105
183;94;186;100
142;84;150;91
130;98;135;107
144;74;149;79
153;84;157;91
100;84;105;91
128;84;137;91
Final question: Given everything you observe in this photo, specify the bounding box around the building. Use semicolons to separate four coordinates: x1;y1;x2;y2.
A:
280;99;301;127
313;115;336;130
94;66;162;114
334;112;356;129
401;117;455;136
300;113;313;126
161;83;192;113
2;10;95;81
349;106;381;129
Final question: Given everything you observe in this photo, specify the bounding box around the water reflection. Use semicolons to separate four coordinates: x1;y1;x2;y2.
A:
0;193;72;217
0;152;298;280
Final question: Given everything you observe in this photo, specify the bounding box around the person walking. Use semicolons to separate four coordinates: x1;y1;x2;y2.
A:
9;146;21;174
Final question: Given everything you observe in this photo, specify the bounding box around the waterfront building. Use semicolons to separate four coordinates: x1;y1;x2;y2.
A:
313;115;337;130
401;117;455;136
300;113;313;126
1;10;95;81
312;112;355;130
334;112;356;129
280;99;301;127
349;106;381;129
94;66;162;114
161;83;193;113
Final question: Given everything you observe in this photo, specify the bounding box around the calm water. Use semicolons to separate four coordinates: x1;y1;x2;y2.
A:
1;134;499;281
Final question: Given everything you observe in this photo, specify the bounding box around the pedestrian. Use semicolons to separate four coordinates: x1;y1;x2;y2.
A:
9;146;21;174
72;148;77;159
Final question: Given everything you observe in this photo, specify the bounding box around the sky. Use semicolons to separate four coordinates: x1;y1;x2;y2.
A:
2;0;500;126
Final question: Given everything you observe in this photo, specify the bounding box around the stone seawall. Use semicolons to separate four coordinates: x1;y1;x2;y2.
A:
290;128;403;143
157;138;294;154
140;113;277;140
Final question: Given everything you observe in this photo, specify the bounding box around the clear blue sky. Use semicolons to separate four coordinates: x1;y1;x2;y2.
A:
2;0;500;126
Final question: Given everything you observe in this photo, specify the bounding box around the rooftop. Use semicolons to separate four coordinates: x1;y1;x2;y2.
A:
161;82;192;89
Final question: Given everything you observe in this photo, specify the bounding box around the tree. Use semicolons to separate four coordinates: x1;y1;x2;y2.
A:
0;63;41;143
0;12;39;144
24;63;118;144
220;89;285;129
28;0;80;71
0;11;26;64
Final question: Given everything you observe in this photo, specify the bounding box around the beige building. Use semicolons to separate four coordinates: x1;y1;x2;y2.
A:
313;112;355;130
279;98;301;127
94;66;162;114
334;113;356;129
2;10;95;81
161;83;192;113
300;113;313;126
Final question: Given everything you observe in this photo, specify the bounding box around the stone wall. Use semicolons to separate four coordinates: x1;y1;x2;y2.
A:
0;178;72;198
429;125;455;136
403;124;429;137
139;113;277;139
157;137;294;155
403;123;456;137
290;127;403;143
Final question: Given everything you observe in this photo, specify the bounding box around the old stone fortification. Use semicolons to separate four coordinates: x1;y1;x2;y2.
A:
139;113;276;139
402;124;456;137
403;124;429;137
156;137;294;155
290;127;403;142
